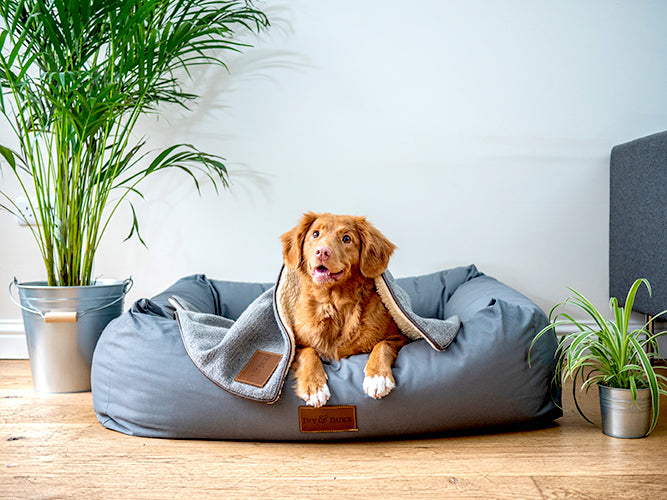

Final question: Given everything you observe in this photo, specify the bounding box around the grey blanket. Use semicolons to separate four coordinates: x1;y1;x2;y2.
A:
176;266;460;403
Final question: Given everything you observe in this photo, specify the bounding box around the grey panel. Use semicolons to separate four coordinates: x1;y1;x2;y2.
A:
610;131;667;318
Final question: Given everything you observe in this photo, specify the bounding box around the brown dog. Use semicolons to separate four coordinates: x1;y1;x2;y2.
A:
281;212;408;407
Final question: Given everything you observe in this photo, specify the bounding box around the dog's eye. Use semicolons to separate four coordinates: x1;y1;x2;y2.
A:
342;235;351;244
312;230;320;238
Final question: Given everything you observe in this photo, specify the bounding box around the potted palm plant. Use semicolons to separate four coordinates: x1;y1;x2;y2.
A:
0;0;269;392
532;279;667;438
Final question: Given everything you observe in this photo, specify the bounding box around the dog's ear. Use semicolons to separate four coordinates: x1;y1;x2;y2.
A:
281;212;319;269
356;217;396;278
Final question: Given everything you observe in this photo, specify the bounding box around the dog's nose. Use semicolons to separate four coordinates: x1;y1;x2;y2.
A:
314;246;332;261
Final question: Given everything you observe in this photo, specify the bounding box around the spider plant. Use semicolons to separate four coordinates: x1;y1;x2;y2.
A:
0;0;269;286
532;278;667;435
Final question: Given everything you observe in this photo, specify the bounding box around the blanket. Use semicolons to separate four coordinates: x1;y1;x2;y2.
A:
176;266;460;403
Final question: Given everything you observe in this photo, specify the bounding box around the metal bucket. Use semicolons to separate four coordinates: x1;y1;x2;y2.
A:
599;384;652;439
10;278;132;393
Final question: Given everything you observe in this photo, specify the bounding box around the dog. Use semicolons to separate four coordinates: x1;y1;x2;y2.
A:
280;212;408;407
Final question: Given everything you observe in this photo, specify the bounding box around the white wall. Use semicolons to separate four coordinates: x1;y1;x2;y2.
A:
2;0;667;353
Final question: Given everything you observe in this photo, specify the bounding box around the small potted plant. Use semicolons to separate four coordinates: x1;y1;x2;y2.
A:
532;279;667;438
0;1;269;392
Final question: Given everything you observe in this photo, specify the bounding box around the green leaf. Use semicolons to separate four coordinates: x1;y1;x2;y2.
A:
0;144;16;169
628;335;659;435
622;279;651;335
123;202;147;248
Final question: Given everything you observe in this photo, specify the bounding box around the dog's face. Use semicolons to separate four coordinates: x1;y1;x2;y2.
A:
281;212;396;285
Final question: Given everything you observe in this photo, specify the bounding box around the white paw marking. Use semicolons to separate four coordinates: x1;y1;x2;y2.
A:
363;375;395;399
303;384;330;407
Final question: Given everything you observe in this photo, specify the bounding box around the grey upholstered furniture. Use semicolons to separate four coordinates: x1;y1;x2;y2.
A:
610;130;667;320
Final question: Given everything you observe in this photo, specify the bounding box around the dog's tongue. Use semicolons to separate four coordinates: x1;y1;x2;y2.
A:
312;265;343;283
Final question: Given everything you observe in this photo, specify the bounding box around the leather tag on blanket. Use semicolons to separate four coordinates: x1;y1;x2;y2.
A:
298;405;358;433
234;350;282;388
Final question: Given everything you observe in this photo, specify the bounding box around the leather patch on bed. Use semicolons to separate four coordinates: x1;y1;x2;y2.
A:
298;405;358;433
234;350;282;388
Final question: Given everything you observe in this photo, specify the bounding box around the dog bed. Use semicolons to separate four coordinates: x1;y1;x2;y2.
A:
91;265;561;440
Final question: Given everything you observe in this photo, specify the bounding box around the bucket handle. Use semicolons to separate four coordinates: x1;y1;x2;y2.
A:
8;277;133;322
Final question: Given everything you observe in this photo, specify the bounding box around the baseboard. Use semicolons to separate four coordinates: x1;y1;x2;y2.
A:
554;319;666;358
554;319;645;337
0;318;661;360
0;320;28;359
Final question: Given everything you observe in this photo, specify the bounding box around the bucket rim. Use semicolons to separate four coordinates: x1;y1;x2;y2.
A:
598;384;651;394
14;278;127;290
10;277;133;319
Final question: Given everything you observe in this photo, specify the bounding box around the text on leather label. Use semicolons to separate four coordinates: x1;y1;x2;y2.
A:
298;405;358;433
234;350;282;388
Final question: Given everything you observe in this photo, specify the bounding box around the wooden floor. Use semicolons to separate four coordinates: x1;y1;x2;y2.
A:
2;360;667;499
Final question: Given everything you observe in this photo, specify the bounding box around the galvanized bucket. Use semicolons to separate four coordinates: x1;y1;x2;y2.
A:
10;278;132;393
599;384;652;438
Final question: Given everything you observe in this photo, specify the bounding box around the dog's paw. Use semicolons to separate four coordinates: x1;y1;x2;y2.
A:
298;384;330;408
363;375;395;399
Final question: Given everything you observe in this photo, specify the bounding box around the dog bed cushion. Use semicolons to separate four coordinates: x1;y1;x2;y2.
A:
91;265;561;440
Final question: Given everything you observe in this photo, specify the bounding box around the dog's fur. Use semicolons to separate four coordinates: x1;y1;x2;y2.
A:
281;212;408;407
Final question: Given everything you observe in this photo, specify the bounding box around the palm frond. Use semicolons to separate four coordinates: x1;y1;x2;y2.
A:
0;0;269;285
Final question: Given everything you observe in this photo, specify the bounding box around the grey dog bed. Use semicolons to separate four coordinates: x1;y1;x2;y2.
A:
91;265;561;440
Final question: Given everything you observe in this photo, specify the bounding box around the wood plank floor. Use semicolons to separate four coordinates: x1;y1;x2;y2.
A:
2;359;667;499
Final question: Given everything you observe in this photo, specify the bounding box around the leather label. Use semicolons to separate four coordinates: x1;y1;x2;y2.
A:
234;350;282;388
298;405;358;433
